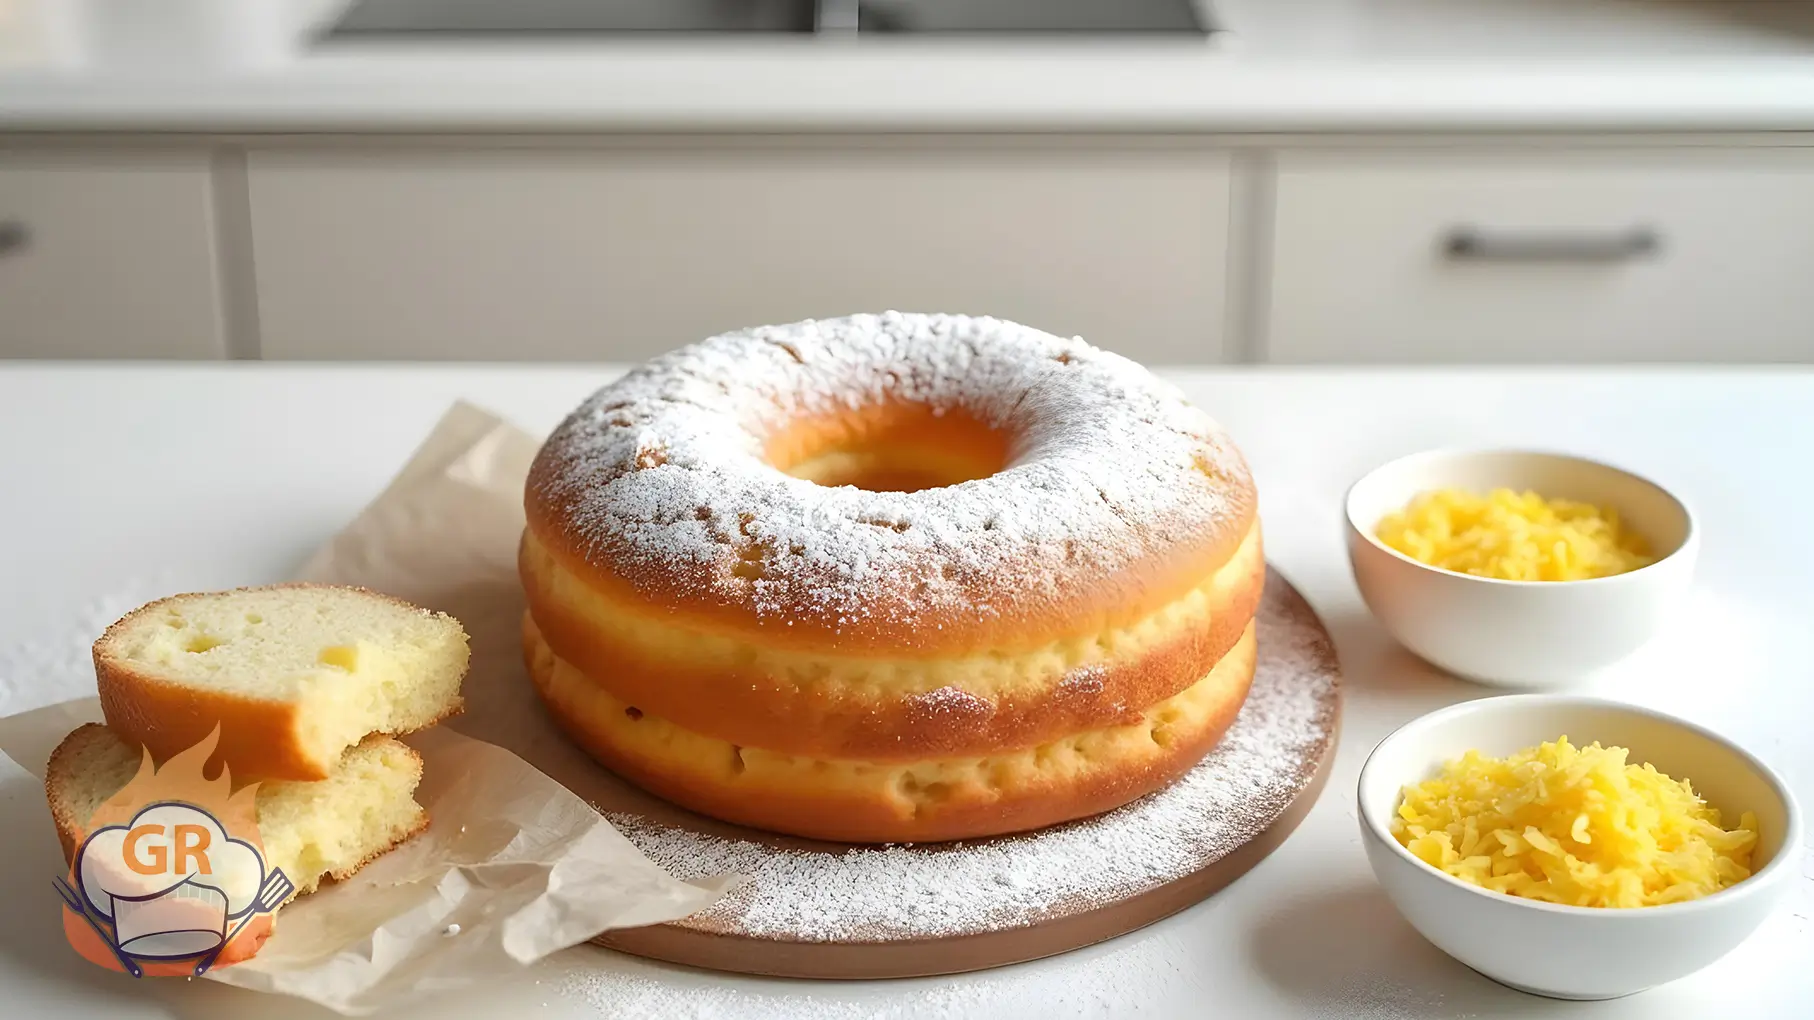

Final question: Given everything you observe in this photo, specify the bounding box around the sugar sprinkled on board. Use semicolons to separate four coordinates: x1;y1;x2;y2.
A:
603;579;1338;945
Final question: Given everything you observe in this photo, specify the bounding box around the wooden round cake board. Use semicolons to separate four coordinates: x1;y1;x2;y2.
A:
574;566;1344;981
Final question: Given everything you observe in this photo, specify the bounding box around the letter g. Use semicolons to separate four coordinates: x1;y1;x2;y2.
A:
124;824;166;875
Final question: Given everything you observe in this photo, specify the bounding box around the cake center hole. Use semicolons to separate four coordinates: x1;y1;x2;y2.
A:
766;402;1010;493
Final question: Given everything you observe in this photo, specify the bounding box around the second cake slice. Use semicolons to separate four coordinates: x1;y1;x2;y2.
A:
47;723;428;901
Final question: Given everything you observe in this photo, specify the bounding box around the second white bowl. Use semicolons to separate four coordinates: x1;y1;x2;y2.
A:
1344;449;1698;688
1359;695;1801;1000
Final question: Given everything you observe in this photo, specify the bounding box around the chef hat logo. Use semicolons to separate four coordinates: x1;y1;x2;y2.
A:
56;726;287;976
75;803;268;959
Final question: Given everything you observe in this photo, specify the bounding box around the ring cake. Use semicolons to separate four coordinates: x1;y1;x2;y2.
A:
520;312;1262;843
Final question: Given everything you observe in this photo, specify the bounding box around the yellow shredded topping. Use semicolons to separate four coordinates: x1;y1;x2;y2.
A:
1375;487;1654;581
1392;736;1758;908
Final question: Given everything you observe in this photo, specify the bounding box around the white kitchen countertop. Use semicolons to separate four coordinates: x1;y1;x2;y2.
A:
0;363;1809;1019
7;0;1814;132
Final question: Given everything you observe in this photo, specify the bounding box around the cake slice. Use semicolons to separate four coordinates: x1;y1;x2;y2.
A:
47;723;428;899
94;584;469;782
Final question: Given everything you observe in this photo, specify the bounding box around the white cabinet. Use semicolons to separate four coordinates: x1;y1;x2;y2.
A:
0;150;225;359
1265;150;1814;364
245;146;1233;365
9;138;1814;366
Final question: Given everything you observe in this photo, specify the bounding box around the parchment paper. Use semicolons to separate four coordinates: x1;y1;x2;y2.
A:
0;401;741;1015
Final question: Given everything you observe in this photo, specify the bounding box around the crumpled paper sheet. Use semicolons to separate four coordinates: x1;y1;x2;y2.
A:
0;400;739;1015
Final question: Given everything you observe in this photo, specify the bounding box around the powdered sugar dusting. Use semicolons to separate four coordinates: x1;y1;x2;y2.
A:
529;312;1254;637
1056;664;1109;699
604;570;1340;944
902;685;995;723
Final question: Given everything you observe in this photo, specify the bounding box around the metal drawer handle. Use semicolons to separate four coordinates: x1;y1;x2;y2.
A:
1443;225;1659;262
0;221;28;256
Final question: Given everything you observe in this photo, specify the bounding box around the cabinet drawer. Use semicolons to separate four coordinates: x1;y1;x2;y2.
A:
0;151;224;359
1266;152;1814;364
248;146;1231;364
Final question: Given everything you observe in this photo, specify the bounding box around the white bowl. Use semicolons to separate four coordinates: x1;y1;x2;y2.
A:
1358;695;1801;1000
1344;448;1698;688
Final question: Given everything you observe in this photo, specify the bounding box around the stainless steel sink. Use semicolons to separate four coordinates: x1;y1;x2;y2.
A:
322;0;821;35
318;0;1211;39
852;0;1207;34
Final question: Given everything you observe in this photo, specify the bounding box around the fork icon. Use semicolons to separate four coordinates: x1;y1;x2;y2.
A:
53;876;142;978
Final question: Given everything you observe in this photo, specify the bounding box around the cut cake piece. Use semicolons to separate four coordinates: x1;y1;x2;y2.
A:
95;584;469;782
46;722;428;899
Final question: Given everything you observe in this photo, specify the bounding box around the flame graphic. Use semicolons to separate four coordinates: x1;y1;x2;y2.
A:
80;727;263;850
63;726;276;976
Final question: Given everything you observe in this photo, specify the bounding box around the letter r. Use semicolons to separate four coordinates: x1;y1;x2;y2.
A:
174;824;212;875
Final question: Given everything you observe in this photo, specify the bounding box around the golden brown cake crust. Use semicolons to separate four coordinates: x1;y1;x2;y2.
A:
522;523;1265;761
45;723;110;864
525;498;1255;656
524;615;1259;844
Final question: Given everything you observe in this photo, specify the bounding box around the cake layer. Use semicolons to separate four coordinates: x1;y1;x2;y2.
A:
524;314;1258;656
522;518;1263;760
523;615;1258;844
